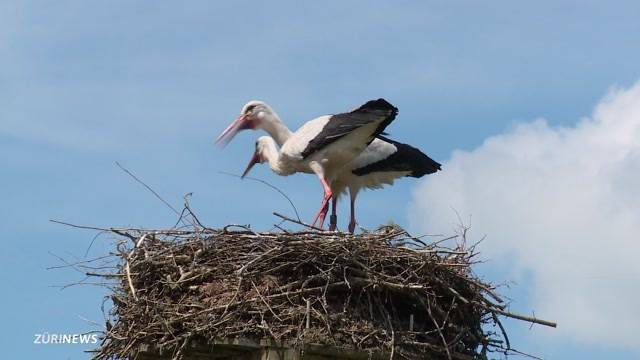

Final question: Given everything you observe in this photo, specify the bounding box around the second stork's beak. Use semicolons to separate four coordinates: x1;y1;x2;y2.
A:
215;114;248;147
241;151;261;179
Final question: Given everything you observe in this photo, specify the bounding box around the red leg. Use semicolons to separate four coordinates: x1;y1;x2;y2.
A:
318;201;329;228
311;175;332;229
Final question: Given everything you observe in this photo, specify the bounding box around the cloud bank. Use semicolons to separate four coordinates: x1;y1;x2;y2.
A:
409;82;640;348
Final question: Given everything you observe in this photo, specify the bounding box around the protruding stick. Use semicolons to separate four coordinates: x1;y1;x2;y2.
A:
306;299;311;329
273;212;324;231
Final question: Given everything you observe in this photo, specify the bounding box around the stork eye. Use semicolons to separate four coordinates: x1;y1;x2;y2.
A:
245;105;256;114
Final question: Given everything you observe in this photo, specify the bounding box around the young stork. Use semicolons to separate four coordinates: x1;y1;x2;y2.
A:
215;100;441;232
217;99;398;228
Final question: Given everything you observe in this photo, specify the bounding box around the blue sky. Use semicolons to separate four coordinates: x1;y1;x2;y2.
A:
2;1;640;359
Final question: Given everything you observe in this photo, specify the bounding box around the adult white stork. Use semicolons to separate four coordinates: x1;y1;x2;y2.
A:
217;99;398;228
215;100;441;232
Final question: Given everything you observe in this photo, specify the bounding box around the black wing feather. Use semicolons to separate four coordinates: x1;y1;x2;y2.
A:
301;99;398;158
352;135;441;177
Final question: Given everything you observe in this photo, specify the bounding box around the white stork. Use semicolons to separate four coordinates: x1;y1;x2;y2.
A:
217;99;398;228
215;100;441;232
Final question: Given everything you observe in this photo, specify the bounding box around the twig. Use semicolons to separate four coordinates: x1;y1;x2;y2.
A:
492;313;510;350
236;247;280;276
115;161;189;227
273;223;291;234
273;212;323;231
124;260;138;301
219;171;301;221
484;305;557;328
183;193;206;229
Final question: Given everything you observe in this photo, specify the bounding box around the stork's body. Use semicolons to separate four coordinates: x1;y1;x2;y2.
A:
216;99;441;232
330;136;441;232
225;99;398;228
271;114;387;177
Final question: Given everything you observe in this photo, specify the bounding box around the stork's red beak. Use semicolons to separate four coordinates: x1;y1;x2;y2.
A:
241;151;260;179
215;114;250;147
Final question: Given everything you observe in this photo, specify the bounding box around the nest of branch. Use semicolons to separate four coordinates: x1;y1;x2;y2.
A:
88;223;545;360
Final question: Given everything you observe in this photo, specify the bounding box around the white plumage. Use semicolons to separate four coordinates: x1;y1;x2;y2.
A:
334;138;410;193
329;138;412;232
218;99;397;228
215;99;439;232
274;115;385;177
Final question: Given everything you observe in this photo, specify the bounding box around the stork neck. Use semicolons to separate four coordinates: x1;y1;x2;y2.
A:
261;112;292;146
262;139;287;175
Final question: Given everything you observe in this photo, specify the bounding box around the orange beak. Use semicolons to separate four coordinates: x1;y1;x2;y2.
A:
215;114;250;147
241;151;261;179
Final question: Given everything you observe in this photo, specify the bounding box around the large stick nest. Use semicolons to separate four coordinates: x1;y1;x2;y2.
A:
85;223;547;360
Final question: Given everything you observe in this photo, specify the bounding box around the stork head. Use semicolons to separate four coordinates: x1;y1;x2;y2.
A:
241;136;273;178
215;101;275;146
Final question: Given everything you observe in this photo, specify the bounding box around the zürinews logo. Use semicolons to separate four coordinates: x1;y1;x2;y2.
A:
34;333;99;345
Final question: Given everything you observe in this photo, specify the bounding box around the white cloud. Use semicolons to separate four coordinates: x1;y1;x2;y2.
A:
409;82;640;348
